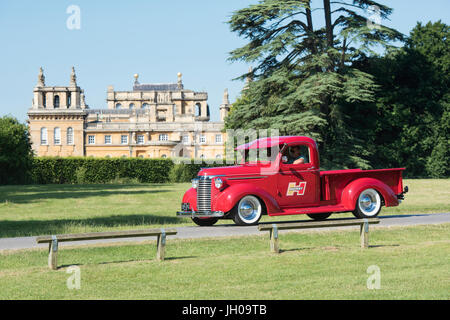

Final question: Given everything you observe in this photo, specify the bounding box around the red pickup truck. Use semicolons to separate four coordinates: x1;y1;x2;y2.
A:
177;136;408;226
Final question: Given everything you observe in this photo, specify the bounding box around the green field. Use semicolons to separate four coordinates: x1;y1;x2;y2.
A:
0;224;448;299
0;179;448;238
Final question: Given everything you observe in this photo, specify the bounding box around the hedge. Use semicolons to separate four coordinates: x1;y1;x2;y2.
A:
30;157;229;184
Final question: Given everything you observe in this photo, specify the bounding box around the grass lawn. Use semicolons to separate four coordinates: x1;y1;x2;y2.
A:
0;224;448;299
0;179;448;238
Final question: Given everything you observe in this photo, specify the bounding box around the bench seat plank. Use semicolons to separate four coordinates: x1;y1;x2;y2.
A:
36;228;177;243
258;218;379;231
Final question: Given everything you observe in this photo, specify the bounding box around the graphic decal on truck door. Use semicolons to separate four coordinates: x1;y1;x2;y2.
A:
286;181;307;196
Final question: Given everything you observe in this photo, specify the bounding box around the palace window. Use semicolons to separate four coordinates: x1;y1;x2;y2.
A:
121;135;128;144
195;103;201;117
104;135;112;144
161;154;167;158
129;103;135;109
115;103;122;109
54;127;61;145
67;127;74;145
137;135;144;144
54;95;60;108
159;134;168;141
215;134;222;143
182;135;189;143
88;135;95;144
216;154;222;159
142;103;149;109
40;127;48;145
200;154;205;159
200;135;206;143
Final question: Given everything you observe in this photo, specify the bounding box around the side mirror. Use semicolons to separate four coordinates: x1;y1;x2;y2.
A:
281;155;288;163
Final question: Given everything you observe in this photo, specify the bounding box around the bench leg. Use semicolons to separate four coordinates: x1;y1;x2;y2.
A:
270;225;279;254
360;220;369;249
48;236;58;270
156;231;166;261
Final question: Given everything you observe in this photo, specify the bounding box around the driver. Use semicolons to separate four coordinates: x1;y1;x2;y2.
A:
287;146;305;164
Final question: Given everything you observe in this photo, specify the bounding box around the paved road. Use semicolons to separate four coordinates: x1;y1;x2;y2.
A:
1;212;449;251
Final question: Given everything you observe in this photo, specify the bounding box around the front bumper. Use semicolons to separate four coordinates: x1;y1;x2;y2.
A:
177;211;225;218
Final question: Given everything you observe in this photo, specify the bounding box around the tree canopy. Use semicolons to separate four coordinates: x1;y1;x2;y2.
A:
226;0;403;169
226;1;448;177
0;116;33;184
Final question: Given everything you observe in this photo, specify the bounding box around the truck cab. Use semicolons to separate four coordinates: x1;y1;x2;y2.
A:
177;136;407;226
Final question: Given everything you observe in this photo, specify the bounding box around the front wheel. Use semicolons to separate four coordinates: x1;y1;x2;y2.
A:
233;195;263;226
191;217;218;226
352;188;382;218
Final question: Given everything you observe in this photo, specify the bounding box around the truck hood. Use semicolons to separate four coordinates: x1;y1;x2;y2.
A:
198;163;275;177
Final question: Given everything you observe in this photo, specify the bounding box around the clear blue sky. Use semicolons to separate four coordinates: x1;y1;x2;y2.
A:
0;0;448;122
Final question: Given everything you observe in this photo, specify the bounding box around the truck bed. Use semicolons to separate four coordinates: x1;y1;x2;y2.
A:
319;168;405;203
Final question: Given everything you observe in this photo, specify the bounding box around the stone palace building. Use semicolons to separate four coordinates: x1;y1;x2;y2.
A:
27;67;230;159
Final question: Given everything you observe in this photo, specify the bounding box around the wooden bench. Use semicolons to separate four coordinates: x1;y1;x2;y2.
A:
36;228;177;270
258;218;380;253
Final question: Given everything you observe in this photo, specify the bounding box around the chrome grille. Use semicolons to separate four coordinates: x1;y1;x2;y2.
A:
197;177;212;212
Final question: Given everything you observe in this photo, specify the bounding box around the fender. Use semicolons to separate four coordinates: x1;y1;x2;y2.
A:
212;183;281;214
182;187;198;211
341;177;399;210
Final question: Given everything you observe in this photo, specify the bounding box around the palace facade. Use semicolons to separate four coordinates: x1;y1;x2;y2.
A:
27;67;230;159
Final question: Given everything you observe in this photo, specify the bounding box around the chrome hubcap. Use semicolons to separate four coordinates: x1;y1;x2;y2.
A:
238;196;261;222
360;194;375;212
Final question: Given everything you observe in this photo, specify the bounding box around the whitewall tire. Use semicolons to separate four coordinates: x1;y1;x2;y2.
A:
233;195;263;226
353;188;382;218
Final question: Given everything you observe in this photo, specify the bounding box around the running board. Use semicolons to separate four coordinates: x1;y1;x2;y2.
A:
269;205;349;216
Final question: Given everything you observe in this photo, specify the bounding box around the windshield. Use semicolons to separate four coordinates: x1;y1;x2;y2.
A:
238;144;311;165
238;146;280;164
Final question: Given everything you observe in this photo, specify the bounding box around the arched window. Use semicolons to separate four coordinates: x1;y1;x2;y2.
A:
54;95;60;108
67;127;74;145
67;93;71;107
195;103;201;117
216;154;222;159
54;127;61;145
142;103;149;109
40;127;48;145
161;154;167;158
129;103;135;109
115;103;122;109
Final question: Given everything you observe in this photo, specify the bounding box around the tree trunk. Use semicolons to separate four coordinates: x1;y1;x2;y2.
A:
323;0;333;48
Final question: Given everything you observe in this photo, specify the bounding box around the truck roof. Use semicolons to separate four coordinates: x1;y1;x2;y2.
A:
235;136;316;150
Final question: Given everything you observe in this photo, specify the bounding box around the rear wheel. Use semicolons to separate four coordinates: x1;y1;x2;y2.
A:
352;188;382;218
191;217;218;226
233;195;263;226
307;213;332;221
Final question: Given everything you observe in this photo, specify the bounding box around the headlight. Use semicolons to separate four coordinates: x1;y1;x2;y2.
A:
192;178;199;189
214;177;223;189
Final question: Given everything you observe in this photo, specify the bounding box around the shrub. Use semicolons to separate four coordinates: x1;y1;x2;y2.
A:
31;157;175;184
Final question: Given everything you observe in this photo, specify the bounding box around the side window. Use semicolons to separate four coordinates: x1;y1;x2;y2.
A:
282;144;311;166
